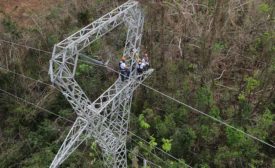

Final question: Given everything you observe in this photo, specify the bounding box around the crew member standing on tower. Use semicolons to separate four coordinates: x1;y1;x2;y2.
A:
119;56;130;81
137;59;144;75
142;53;150;71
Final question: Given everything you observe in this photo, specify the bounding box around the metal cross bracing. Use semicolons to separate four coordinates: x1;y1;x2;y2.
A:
49;0;153;168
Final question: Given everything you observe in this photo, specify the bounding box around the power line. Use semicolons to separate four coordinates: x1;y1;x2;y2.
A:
0;39;52;54
140;84;275;149
127;137;164;168
0;66;190;165
0;67;191;167
130;136;192;168
130;132;191;167
83;58;275;149
130;136;171;167
1;39;275;149
0;65;56;89
0;88;165;167
0;88;73;123
136;154;162;168
0;66;190;167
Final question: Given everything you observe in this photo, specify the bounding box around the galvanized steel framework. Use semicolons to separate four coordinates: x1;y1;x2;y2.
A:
49;0;153;167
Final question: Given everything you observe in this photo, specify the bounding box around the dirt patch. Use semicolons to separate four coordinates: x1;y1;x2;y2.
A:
0;0;65;27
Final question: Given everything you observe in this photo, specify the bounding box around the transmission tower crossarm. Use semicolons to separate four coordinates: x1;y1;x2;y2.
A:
52;0;139;58
49;1;152;167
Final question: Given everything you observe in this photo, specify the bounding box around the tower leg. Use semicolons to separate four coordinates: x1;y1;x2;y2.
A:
50;117;89;168
101;143;127;168
100;94;132;168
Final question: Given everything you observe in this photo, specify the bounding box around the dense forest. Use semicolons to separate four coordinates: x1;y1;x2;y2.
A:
0;0;274;167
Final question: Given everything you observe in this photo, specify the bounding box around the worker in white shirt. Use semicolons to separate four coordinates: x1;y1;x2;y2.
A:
137;59;144;75
142;53;149;71
119;56;130;81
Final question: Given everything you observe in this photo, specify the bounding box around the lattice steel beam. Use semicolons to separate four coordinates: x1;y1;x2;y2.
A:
49;1;153;167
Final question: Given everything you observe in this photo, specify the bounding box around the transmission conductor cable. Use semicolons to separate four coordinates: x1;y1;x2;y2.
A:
0;66;56;89
1;39;275;149
130;136;192;168
0;39;52;54
0;65;191;167
0;88;73;123
82;57;275;149
0;88;166;168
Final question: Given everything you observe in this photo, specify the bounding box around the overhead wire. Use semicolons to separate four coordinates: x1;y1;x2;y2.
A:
128;136;164;167
130;132;188;167
1;40;275;149
0;1;272;165
136;154;162;168
0;63;192;167
0;65;56;89
0;87;166;167
0;88;73;123
130;135;192;168
129;136;171;167
0;46;178;165
82;54;275;149
0;39;52;54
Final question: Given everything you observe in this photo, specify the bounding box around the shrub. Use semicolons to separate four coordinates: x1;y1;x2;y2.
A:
161;138;172;152
259;3;271;13
138;114;150;129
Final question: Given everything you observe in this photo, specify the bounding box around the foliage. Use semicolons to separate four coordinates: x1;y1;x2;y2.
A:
161;138;172;152
138;114;150;129
46;6;62;20
248;108;274;139
155;113;177;137
171;127;196;156
47;34;59;46
0;0;274;167
212;42;225;53
148;136;158;150
76;63;90;76
2;17;21;38
199;124;219;143
258;3;271;13
270;56;275;72
168;160;189;168
238;92;246;102
89;141;104;167
214;146;242;167
199;163;210;168
196;86;214;110
77;10;91;25
244;77;260;92
209;105;220;119
225;127;245;147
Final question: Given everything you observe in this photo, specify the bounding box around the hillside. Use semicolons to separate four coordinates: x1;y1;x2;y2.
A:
0;0;274;167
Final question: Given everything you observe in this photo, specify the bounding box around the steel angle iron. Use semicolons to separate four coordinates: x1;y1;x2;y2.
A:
49;1;153;167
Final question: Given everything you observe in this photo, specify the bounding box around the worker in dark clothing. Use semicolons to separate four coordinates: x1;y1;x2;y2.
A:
137;59;144;75
119;56;130;81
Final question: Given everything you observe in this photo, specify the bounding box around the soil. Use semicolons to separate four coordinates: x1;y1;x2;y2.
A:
0;0;65;27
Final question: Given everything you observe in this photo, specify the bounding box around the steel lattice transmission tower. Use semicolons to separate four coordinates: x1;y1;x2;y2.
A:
49;0;153;167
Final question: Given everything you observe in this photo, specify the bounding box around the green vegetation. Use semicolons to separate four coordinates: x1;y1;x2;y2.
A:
0;0;274;167
139;114;150;129
259;3;271;13
2;17;21;38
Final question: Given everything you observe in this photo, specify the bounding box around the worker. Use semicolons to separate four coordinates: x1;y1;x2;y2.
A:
136;59;144;75
142;53;149;71
119;56;130;81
